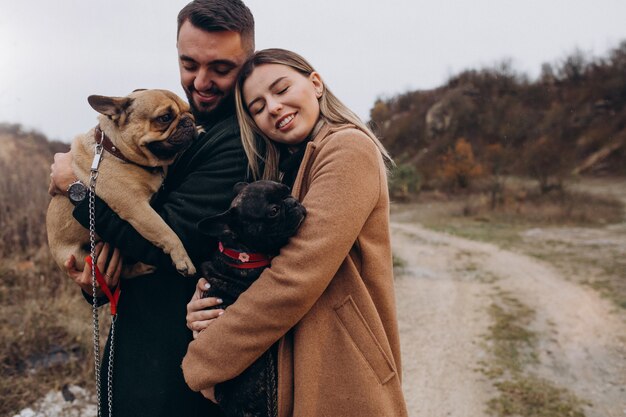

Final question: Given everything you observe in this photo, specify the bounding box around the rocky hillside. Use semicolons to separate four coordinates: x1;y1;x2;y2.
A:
372;41;626;190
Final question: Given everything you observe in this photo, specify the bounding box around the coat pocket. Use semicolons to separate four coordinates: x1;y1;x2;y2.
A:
334;295;397;384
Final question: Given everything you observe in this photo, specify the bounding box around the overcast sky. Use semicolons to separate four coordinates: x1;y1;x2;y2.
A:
1;0;625;142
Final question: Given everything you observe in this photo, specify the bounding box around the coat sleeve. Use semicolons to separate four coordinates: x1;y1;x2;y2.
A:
182;130;384;390
72;125;248;267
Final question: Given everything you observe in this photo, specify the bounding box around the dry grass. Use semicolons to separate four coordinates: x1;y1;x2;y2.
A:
0;248;98;416
464;182;624;226
0;128;68;258
0;128;98;416
394;178;624;225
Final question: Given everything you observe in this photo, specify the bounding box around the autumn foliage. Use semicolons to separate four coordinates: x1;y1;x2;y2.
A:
375;41;626;194
438;138;484;189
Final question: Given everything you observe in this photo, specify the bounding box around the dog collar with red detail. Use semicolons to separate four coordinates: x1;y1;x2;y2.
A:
218;241;272;269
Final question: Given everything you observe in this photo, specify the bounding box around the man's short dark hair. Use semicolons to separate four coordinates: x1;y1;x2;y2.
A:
177;0;255;54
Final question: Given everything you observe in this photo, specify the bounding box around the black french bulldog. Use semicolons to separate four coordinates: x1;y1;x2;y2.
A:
197;180;307;417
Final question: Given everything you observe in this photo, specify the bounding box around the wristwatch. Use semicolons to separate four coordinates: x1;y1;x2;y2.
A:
67;180;88;204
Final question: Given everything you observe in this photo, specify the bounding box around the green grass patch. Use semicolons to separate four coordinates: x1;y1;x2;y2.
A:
489;375;588;417
392;253;406;270
486;295;537;373
482;292;588;417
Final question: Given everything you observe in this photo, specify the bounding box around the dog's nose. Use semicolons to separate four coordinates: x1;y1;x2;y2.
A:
168;117;196;144
178;116;194;129
285;197;305;214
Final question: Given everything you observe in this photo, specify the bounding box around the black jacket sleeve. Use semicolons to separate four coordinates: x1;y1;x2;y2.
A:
72;116;248;268
81;289;110;307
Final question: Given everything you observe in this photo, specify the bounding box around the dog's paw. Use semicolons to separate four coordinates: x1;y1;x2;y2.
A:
177;260;197;277
172;253;196;276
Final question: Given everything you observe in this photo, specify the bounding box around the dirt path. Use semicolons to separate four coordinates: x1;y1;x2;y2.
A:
392;221;626;417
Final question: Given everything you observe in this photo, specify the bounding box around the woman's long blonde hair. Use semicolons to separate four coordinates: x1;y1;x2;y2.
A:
235;48;393;181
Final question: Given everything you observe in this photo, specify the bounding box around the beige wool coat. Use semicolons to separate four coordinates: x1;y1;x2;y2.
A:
183;123;408;417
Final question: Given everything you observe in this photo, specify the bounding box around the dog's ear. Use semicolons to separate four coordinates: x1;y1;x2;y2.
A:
88;95;133;119
233;182;249;195
197;210;235;238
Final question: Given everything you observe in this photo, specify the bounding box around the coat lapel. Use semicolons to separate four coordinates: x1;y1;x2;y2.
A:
291;124;331;199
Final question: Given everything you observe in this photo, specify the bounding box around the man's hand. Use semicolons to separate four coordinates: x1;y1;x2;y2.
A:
65;242;122;295
186;277;224;339
200;386;217;404
49;151;77;196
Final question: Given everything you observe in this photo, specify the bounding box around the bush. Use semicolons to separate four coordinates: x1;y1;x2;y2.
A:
388;163;422;200
438;138;484;190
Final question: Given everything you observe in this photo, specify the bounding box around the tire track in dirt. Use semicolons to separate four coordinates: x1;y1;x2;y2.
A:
392;221;626;417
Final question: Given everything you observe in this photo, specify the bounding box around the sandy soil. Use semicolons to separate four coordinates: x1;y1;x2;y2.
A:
393;219;626;417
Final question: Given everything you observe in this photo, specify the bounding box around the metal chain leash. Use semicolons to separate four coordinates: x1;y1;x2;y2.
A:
89;144;102;416
88;135;117;417
106;315;117;417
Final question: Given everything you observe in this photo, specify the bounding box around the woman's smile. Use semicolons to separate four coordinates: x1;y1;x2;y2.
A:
276;113;296;130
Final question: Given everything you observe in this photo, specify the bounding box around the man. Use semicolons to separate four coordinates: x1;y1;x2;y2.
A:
48;1;255;416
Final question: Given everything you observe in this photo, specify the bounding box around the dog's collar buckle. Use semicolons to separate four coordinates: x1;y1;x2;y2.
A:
90;145;103;172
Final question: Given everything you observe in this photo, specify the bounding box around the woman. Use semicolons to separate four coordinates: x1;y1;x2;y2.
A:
183;49;408;417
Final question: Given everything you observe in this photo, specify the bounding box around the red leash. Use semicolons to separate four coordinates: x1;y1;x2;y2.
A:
85;255;121;315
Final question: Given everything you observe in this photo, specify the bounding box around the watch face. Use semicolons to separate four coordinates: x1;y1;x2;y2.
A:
69;182;87;202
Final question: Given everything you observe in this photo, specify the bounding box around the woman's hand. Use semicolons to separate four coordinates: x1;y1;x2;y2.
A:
65;242;122;296
186;278;224;339
48;151;77;196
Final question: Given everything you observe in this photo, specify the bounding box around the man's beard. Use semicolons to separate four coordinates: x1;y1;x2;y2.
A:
187;90;236;127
